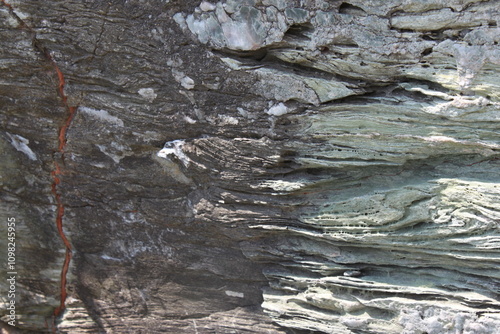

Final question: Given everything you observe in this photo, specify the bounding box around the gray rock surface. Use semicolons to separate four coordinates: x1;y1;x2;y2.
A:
0;0;499;333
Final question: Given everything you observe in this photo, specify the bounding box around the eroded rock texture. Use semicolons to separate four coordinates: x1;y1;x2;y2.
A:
0;0;499;333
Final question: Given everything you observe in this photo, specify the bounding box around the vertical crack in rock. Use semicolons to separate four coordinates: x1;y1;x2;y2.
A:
42;27;76;326
1;0;74;323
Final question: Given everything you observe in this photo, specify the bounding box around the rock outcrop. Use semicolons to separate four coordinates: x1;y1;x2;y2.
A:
0;0;498;333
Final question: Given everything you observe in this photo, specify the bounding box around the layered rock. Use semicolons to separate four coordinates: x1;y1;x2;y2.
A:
0;0;498;333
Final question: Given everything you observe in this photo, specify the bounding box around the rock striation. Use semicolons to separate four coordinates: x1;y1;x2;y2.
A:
0;0;499;333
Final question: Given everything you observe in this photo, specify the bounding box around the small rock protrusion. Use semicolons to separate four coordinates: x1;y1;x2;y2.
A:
343;270;362;277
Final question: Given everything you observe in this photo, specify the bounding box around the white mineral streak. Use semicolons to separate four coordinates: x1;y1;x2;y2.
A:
266;103;288;116
184;115;197;124
218;115;239;125
172;69;195;90
180;76;195;90
79;106;124;127
225;290;245;298
157;140;191;167
138;88;157;102
259;180;306;192
423;96;500;118
6;133;37;160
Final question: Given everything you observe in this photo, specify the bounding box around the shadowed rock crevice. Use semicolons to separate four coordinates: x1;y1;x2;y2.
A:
338;3;368;16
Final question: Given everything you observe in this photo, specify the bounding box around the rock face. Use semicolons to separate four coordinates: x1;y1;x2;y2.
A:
0;0;499;333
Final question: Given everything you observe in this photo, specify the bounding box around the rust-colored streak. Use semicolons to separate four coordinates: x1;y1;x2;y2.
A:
466;157;500;167
1;0;75;320
0;0;11;9
58;106;76;152
51;163;73;319
51;164;73;251
53;244;72;317
48;57;76;318
54;66;66;92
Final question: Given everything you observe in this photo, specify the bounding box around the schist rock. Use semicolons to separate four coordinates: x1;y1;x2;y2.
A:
0;0;499;333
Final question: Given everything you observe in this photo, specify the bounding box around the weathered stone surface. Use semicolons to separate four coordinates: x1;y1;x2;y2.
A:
0;0;498;333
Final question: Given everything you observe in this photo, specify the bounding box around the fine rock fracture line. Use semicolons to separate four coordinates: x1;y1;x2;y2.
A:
50;62;77;318
1;0;75;320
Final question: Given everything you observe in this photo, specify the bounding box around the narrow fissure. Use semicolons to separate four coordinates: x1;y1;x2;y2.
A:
1;0;75;323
